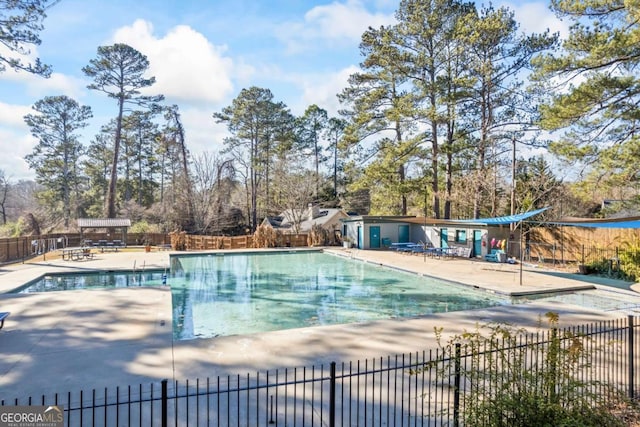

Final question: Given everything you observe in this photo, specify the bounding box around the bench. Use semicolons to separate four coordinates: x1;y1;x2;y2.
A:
82;248;94;260
0;312;9;329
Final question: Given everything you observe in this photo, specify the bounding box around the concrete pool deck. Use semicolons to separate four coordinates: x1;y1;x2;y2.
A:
0;247;638;401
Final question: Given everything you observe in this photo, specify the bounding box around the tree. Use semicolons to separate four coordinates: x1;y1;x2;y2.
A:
326;117;347;200
393;0;474;218
533;0;640;195
0;0;58;76
296;105;328;197
339;24;422;216
83;43;164;218
515;155;563;215
271;159;317;234
189;151;235;234
214;87;294;231
120;111;159;207
24;95;92;227
162;105;194;230
457;4;556;218
82;130;113;218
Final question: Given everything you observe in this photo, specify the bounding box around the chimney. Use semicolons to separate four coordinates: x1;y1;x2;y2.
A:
308;203;320;221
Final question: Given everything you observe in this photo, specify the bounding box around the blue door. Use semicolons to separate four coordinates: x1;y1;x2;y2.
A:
440;228;448;248
357;226;363;249
369;226;381;249
398;225;410;243
473;230;483;257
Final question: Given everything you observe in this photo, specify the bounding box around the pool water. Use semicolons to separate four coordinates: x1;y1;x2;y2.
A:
168;252;513;339
15;271;166;292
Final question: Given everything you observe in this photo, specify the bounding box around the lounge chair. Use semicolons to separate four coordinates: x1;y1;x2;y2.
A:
0;312;9;329
485;249;506;262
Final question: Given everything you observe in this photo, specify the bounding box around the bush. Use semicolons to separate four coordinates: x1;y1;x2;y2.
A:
429;313;634;427
0;220;26;238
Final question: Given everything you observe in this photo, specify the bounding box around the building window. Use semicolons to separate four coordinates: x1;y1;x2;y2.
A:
455;230;467;243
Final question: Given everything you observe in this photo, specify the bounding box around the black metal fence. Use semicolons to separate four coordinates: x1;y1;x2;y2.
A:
3;317;639;426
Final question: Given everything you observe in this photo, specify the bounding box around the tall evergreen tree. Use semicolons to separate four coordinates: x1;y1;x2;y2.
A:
296;104;328;198
533;0;640;193
458;5;556;218
393;0;474;218
82;131;113;217
339;24;421;215
120;111;159;207
82;43;164;218
24;95;92;227
326;117;348;200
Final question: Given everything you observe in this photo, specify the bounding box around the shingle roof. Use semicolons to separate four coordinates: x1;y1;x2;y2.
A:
77;218;132;228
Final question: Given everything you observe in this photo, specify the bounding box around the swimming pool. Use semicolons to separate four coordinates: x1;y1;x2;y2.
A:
18;251;639;340
16;251;516;339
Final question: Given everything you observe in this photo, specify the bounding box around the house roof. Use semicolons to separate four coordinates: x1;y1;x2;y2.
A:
266;208;348;231
340;215;416;223
77;218;132;228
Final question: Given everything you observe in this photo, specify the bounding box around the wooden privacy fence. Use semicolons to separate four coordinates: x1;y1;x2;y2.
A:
184;234;310;251
0;233;171;264
0;232;311;264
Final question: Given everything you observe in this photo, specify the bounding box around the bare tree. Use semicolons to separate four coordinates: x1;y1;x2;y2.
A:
190;151;235;234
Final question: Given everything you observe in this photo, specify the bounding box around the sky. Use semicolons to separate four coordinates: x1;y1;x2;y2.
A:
0;0;569;181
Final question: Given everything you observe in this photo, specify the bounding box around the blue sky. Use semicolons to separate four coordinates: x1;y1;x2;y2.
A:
0;0;567;180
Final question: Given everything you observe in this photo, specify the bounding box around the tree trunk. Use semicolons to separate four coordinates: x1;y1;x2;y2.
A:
106;95;125;218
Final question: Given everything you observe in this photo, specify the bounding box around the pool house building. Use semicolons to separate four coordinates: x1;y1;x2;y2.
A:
340;215;520;259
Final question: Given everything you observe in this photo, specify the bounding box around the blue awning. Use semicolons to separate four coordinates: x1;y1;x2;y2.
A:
448;207;549;225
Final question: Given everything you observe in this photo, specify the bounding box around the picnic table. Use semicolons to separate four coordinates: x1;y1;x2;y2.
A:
95;240;125;252
61;247;93;261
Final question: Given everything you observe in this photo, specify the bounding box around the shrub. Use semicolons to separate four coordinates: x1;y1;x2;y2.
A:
428;313;634;427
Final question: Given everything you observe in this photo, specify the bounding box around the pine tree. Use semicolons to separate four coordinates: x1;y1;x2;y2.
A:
83;43;164;218
533;0;640;193
24;95;92;227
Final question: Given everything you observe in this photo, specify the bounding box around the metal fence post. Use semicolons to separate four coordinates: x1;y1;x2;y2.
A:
161;379;168;427
329;362;336;427
453;343;461;427
629;316;635;400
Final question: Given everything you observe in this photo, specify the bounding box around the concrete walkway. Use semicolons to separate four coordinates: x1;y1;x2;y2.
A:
0;247;637;401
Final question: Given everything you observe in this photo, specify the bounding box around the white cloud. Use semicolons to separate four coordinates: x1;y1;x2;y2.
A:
298;65;360;116
181;107;228;155
111;19;243;107
0;102;38;180
0;102;33;129
277;0;396;53
504;1;570;38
